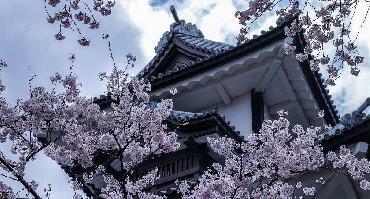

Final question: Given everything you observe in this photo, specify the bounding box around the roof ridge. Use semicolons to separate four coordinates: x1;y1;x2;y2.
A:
320;97;370;141
169;109;216;122
154;20;204;54
175;33;233;55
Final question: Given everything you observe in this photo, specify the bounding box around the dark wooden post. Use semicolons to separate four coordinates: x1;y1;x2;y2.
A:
251;89;264;133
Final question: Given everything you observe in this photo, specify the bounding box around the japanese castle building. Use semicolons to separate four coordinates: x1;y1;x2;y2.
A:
72;6;370;198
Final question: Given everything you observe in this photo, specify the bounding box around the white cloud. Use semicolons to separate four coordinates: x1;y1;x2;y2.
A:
330;65;370;115
329;1;370;115
119;0;173;61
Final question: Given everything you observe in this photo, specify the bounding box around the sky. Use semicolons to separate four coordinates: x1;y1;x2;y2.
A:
0;0;369;198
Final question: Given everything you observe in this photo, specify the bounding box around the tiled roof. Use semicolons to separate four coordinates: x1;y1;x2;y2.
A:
320;98;370;141
140;20;285;82
91;96;242;139
170;110;207;121
138;20;232;79
176;33;231;55
169;110;244;140
314;72;339;121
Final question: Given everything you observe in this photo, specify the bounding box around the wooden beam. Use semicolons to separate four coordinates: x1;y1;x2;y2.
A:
256;59;281;92
277;68;296;101
215;83;232;105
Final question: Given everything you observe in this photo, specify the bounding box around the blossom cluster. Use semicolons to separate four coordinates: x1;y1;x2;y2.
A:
178;112;370;198
0;66;67;198
43;65;179;198
327;146;370;190
45;0;116;46
0;59;6;92
0;57;179;198
236;0;367;85
0;181;15;199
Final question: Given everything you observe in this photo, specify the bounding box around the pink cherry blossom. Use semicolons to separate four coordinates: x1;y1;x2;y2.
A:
236;0;368;84
44;0;116;45
0;56;178;198
178;113;370;198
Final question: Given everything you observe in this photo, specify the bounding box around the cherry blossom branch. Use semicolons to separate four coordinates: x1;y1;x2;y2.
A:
0;156;41;199
237;0;370;85
44;0;115;46
178;111;370;198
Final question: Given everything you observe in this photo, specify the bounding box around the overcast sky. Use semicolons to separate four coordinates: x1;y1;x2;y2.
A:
1;0;370;198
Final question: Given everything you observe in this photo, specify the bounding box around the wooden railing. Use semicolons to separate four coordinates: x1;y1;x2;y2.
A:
138;154;201;189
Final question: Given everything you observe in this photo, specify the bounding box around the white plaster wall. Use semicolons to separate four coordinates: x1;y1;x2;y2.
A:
218;92;252;138
264;104;270;120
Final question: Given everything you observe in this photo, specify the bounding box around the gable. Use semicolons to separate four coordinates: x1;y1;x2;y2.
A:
138;20;231;81
147;41;209;79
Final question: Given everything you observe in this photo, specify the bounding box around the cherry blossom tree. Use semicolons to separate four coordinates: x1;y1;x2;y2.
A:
178;111;370;198
0;56;179;198
45;61;179;198
235;0;369;85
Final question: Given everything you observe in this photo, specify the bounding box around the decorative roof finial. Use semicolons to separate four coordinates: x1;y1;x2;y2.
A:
358;97;370;113
170;5;179;22
340;97;370;128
